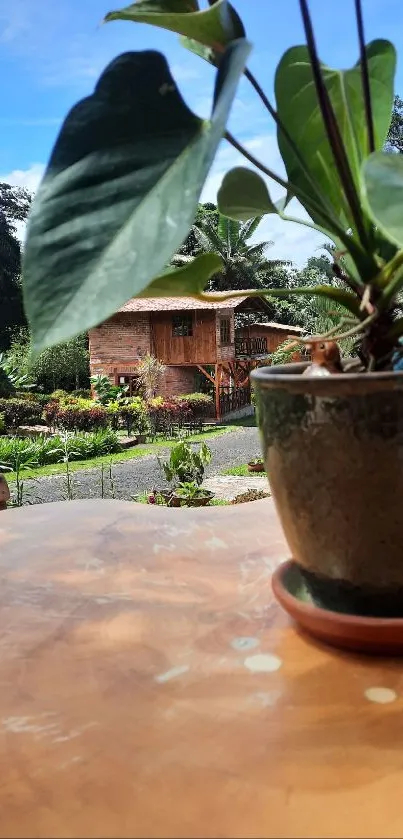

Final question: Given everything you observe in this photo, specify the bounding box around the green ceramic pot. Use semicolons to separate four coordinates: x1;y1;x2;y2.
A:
252;363;403;617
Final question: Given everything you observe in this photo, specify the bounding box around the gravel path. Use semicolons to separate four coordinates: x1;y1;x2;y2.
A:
19;427;261;506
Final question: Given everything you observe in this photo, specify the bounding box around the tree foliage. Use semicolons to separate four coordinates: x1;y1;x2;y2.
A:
386;94;403;153
0;183;32;351
6;329;90;393
174;204;288;291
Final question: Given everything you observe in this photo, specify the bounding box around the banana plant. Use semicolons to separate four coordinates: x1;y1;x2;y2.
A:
21;0;403;369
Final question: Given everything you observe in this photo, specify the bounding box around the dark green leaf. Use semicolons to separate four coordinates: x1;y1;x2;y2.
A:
362;152;403;247
105;0;244;48
275;40;396;231
218;167;278;220
23;41;250;352
140;253;222;296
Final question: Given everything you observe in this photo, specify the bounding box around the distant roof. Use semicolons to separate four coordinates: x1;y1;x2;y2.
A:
253;322;304;333
119;292;264;313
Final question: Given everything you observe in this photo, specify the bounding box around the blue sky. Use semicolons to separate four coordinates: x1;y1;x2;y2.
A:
1;0;403;264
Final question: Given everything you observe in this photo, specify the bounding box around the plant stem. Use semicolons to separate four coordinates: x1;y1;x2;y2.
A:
354;0;375;153
224;130;288;189
309;312;376;344
224;131;369;272
298;0;370;247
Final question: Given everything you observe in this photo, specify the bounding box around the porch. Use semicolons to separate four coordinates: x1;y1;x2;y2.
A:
235;336;268;357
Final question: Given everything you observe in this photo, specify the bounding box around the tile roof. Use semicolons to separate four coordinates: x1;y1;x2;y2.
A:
119;293;257;313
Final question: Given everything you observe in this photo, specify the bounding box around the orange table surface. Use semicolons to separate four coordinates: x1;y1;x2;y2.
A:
0;498;402;839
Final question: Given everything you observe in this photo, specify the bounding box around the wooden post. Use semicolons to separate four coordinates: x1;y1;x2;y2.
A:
215;364;222;422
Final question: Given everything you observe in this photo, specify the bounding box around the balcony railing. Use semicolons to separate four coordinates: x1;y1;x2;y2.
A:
219;386;251;417
235;336;268;357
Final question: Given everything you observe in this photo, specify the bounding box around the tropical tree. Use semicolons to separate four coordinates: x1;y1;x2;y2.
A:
386;94;403;153
173;212;288;291
6;328;90;392
0;183;32;350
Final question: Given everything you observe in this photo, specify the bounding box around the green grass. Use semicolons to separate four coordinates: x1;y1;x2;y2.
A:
228;414;256;428
221;464;267;478
5;425;235;482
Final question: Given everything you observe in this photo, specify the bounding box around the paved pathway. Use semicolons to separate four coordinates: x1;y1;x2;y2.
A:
19;426;262;506
203;475;270;502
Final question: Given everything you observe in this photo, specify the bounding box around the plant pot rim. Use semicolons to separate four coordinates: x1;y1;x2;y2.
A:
272;560;403;627
251;363;403;396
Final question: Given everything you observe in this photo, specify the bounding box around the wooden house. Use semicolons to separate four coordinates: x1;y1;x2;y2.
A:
89;293;303;419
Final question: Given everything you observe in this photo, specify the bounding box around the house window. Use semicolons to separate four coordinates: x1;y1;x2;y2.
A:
118;374;139;396
172;313;193;337
220;318;231;345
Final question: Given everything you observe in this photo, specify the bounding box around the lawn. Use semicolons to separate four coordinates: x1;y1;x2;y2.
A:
5;424;237;482
221;464;267;478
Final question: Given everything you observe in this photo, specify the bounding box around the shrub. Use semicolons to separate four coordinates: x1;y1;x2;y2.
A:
0;413;5;435
54;405;109;431
178;392;214;416
50;389;69;401
119;397;149;436
71;389;91;399
0;429;121;471
43;401;59;427
0;398;43;429
147;397;181;437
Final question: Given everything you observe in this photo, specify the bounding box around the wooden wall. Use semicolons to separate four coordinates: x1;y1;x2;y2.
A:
238;325;298;354
151;310;218;364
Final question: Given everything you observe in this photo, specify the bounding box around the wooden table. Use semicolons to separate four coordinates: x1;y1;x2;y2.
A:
0;499;402;839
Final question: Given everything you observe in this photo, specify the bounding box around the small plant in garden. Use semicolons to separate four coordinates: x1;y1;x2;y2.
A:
0;443;39;507
0;352;36;394
136;354;166;400
118;397;149;436
174;481;213;505
159;441;211;487
90;373;128;405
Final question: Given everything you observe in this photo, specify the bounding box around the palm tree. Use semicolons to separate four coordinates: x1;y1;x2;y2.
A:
173;213;289;291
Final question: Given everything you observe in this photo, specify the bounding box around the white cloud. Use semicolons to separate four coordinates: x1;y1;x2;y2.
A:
2;136;328;265
201;133;328;267
2;163;45;193
1;164;46;242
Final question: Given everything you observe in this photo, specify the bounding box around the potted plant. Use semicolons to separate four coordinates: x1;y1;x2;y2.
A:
159;441;212;504
20;1;403;619
247;458;265;474
173;481;214;507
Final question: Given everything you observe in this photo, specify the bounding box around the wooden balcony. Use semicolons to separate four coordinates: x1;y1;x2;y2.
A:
235;336;268;357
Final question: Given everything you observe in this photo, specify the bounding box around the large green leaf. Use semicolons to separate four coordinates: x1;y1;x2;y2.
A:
362;152;403;247
104;0;244;47
218;166;278;220
23;41;250;352
275;40;396;232
140;253;222;296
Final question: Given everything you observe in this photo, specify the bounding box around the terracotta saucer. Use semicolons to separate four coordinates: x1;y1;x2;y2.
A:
272;560;403;655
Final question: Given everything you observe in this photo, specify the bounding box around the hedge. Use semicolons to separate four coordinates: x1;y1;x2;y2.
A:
0;398;43;429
